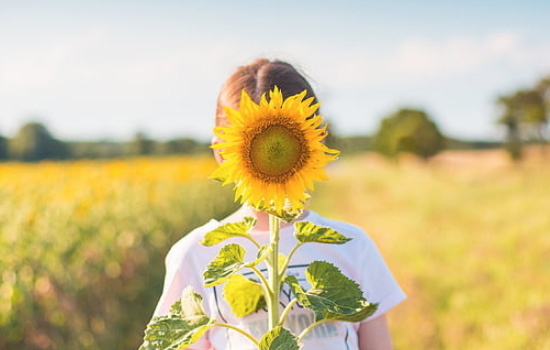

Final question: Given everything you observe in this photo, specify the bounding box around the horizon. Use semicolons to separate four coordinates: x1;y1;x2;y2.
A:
1;0;549;142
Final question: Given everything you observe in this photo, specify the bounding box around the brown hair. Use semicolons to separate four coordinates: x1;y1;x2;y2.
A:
215;58;319;126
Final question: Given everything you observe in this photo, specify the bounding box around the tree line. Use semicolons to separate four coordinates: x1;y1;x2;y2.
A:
0;123;209;162
2;74;548;163
0;117;494;162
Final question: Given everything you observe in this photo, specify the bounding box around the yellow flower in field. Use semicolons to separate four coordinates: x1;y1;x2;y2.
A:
211;87;340;214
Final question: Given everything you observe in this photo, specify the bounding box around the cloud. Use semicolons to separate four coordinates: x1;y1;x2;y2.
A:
2;27;547;98
0;25;271;138
1;23;549;140
388;33;523;78
304;31;550;89
0;25;233;94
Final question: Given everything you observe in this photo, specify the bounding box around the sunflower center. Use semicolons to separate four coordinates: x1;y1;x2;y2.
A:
247;122;308;182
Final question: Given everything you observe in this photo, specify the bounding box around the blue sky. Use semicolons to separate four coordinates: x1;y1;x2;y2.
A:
1;0;549;141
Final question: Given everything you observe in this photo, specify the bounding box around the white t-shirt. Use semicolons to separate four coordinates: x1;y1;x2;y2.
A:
153;209;406;350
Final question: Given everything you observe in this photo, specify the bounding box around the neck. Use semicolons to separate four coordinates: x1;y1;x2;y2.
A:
238;206;270;230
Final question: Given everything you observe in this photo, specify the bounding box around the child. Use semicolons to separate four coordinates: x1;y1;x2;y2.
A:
152;58;406;350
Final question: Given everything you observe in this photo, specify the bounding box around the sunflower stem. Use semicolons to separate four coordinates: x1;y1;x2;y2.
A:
279;242;302;280
268;214;281;330
278;298;299;327
297;319;331;342
249;265;272;305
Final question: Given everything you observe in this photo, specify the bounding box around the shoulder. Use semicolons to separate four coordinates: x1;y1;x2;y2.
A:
303;211;407;319
165;219;220;267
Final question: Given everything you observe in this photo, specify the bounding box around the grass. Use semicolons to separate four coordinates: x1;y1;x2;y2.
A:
310;149;550;349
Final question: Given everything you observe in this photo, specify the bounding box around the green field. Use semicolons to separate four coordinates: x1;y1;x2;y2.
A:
0;151;548;349
311;150;550;349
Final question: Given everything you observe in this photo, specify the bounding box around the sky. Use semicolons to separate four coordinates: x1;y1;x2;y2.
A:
1;0;549;142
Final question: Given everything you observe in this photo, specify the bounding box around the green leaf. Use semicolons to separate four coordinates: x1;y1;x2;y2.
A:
139;315;189;350
283;275;311;309
223;274;266;317
285;261;378;323
247;244;272;267
182;321;216;349
139;286;215;350
177;286;211;323
294;221;352;244
258;326;300;350
201;217;257;246
203;244;246;287
253;199;305;223
324;300;378;323
272;207;304;223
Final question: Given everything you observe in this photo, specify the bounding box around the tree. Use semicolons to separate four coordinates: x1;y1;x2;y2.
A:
515;90;547;142
496;95;523;160
372;108;445;159
496;82;549;160
128;132;155;156
0;135;8;160
536;76;550;105
8;122;68;161
535;76;550;141
0;134;7;160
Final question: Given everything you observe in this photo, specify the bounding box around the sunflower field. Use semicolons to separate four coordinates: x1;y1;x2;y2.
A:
1;150;549;350
0;156;239;350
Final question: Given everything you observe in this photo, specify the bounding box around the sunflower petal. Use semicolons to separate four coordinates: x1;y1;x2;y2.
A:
269;86;283;108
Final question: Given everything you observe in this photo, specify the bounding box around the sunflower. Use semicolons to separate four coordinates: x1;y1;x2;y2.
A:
211;87;340;214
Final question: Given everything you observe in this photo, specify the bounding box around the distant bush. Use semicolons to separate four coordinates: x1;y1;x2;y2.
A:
66;137;209;159
8;122;68;161
372;108;445;159
444;137;501;150
329;135;372;155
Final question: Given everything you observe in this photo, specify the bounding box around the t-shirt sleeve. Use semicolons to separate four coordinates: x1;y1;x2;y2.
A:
359;233;406;322
152;237;213;349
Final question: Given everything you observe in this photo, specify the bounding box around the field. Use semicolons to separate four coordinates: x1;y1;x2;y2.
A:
313;148;550;349
0;149;549;349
